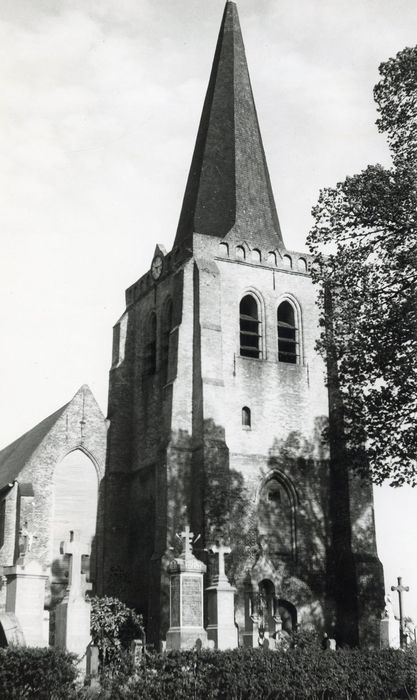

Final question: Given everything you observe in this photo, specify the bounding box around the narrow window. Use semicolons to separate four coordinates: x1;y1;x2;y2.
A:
283;254;292;268
277;301;298;364
242;406;251;428
161;300;173;383
144;312;157;375
0;499;5;549
112;323;121;367
219;242;229;257
252;248;261;263
240;295;261;358
236;245;245;260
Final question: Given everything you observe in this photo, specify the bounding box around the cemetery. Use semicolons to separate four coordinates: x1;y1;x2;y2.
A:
0;524;417;698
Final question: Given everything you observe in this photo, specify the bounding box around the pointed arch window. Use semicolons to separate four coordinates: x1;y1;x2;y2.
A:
240;295;261;358
144;312;157;375
258;475;297;564
277;301;298;364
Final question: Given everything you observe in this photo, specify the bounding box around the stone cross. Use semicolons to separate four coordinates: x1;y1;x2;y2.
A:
180;525;194;558
210;542;231;583
60;530;90;599
391;576;410;648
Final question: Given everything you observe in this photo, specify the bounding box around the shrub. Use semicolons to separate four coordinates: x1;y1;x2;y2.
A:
90;596;144;665
0;647;77;700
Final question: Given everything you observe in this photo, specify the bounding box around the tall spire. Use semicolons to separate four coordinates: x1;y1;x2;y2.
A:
174;1;284;250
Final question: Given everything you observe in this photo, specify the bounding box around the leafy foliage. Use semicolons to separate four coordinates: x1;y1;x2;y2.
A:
90;596;144;665
307;46;417;485
94;646;417;699
0;647;77;700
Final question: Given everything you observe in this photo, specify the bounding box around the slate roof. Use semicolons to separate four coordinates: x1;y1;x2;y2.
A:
174;1;284;250
0;403;69;491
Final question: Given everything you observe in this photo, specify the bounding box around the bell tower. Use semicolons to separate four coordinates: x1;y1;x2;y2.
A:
102;1;384;648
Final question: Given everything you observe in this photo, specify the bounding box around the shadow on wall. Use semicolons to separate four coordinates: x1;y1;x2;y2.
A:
99;408;383;647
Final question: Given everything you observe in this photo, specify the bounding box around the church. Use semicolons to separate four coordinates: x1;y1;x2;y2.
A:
0;1;384;650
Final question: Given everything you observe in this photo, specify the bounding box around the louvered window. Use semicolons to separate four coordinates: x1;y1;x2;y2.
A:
240;295;261;358
277;301;298;364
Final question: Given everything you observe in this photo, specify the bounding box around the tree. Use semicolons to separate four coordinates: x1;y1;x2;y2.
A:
307;46;417;486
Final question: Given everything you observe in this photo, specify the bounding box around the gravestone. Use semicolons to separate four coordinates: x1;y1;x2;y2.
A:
3;560;48;647
166;525;208;650
55;530;92;671
206;543;238;649
86;643;100;689
131;638;143;665
0;612;25;647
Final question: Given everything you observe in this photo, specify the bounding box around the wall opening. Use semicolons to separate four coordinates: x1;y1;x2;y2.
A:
50;449;98;617
240;295;261;359
277;301;298;364
242;406;251;428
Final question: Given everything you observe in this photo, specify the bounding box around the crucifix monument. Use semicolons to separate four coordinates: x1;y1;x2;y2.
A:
391;576;410;648
55;530;92;670
206;541;238;650
165;524;208;651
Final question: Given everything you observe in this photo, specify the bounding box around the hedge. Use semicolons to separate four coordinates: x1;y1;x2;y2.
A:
0;647;78;700
98;646;417;700
1;645;416;699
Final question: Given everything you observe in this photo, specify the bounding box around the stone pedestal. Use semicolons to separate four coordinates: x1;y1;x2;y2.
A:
380;595;400;649
206;581;238;649
206;543;238;649
166;526;208;651
166;570;208;650
55;595;92;661
4;560;48;647
380;615;400;649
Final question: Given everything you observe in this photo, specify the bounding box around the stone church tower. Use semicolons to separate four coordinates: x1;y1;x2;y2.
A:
102;2;384;648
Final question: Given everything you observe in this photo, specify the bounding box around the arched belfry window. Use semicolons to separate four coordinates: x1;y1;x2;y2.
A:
240;295;261;358
242;406;251;428
277;301;298;364
144;312;157;375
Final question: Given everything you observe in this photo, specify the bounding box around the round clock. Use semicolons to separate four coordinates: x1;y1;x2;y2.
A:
151;255;163;280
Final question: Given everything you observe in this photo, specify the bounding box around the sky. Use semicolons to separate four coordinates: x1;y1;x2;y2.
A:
1;0;417;625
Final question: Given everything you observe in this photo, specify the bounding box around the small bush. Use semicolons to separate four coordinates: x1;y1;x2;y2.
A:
90;596;144;665
0;646;77;700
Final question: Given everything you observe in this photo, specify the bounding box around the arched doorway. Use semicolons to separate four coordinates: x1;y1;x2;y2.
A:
50;449;98;611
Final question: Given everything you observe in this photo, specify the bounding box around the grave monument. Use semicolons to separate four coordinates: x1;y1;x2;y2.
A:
55;530;92;669
166;526;208;650
206;543;238;649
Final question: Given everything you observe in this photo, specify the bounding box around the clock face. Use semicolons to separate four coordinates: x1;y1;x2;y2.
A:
151;255;163;280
